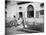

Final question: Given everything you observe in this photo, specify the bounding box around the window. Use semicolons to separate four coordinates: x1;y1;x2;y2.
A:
40;10;44;15
19;7;22;9
36;11;39;18
40;3;44;8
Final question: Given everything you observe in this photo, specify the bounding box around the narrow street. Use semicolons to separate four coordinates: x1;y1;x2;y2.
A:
5;26;26;35
5;26;40;35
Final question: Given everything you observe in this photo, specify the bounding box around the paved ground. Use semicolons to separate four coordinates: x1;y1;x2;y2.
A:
5;26;40;35
5;26;27;35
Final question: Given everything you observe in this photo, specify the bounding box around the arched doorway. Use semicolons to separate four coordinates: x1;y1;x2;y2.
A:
27;5;34;18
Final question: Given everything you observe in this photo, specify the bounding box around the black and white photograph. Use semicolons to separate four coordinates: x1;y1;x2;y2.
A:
5;0;44;35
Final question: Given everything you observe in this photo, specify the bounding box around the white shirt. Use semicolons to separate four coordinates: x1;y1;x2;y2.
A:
17;18;22;24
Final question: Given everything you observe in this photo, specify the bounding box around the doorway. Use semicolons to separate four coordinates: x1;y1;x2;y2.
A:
27;5;34;18
19;12;23;18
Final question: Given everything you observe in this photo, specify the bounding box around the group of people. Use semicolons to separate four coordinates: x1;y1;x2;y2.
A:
13;16;24;28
